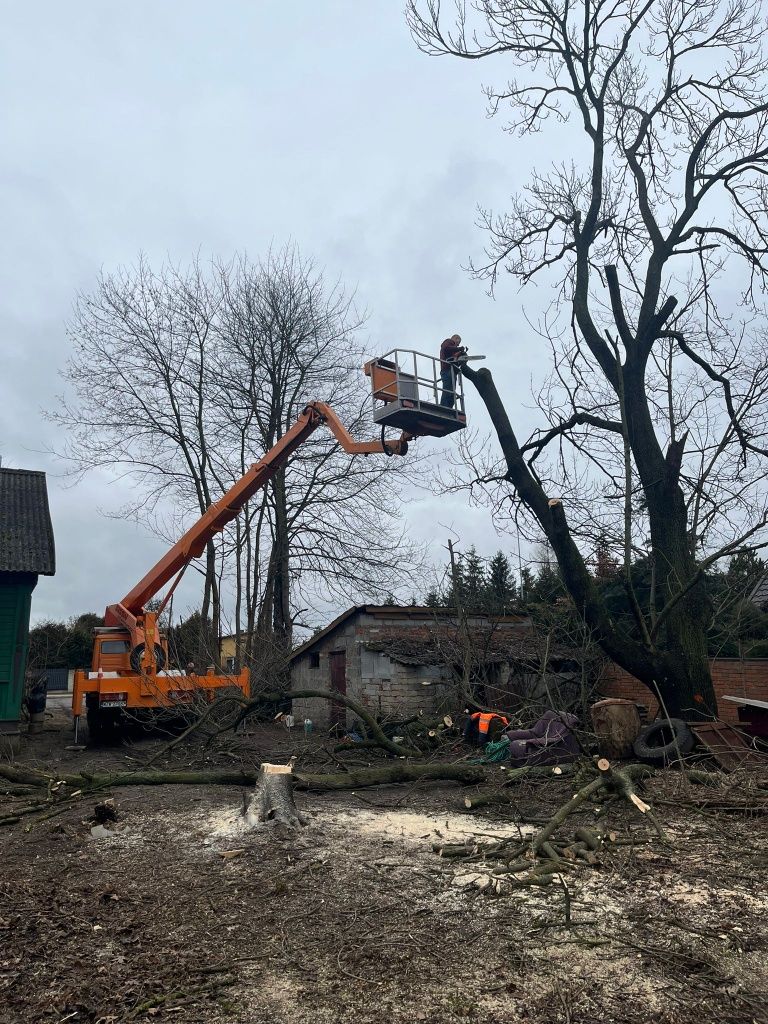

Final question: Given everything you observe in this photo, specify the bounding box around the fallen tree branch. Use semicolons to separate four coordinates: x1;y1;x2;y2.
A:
0;760;487;796
435;759;667;890
463;765;576;809
235;688;419;757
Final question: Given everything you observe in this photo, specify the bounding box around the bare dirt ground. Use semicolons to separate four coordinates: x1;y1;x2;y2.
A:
2;706;768;1024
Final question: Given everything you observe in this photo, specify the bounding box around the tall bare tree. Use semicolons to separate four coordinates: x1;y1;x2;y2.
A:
216;248;423;656
56;249;421;671
408;0;768;717
56;257;226;652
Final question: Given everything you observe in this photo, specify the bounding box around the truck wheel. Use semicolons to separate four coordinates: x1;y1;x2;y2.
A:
85;699;120;745
86;706;104;744
633;718;695;765
130;642;167;673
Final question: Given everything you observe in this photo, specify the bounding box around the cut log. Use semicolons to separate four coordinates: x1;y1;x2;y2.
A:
590;699;641;759
244;763;306;828
574;826;601;851
296;762;486;790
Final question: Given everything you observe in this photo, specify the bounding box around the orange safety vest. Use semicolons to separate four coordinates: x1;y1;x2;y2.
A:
471;712;509;735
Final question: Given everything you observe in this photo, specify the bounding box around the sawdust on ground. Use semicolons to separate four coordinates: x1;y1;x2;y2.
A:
2;719;768;1024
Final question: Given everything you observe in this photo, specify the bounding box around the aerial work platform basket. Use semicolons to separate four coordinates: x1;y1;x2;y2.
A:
364;349;467;438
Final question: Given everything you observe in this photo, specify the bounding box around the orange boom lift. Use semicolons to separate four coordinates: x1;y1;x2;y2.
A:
72;351;467;741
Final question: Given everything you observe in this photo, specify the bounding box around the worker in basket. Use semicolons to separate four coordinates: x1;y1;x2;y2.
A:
464;710;510;746
439;333;467;408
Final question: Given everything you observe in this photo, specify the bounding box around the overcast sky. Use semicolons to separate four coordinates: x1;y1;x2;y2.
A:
0;3;555;627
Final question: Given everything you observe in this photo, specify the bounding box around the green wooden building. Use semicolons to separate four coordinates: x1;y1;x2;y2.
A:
0;468;55;735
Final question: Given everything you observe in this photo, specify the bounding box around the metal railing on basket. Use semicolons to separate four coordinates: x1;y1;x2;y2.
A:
376;349;466;416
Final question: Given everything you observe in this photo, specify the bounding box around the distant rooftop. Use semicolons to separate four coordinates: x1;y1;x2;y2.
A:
750;574;768;611
0;468;56;576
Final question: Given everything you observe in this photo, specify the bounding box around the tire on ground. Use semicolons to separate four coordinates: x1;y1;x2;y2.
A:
632;717;695;765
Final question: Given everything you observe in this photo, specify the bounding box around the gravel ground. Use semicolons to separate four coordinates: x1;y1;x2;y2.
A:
2;710;767;1024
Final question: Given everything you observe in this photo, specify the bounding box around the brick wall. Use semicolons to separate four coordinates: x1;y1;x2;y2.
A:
600;659;768;723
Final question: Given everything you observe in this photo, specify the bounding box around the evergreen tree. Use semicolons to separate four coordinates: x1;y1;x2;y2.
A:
725;550;766;597
445;550;467;610
485;551;518;613
425;587;443;608
167;612;217;670
706;551;768;656
28;613;104;670
530;562;564;604
461;546;487;611
520;567;536;603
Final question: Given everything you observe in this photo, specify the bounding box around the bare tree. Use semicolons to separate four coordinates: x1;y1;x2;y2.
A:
407;0;768;717
56;249;422;672
56;257;226;658
215;248;424;657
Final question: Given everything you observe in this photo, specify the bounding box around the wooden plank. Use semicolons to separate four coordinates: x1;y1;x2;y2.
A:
690;722;766;771
721;694;768;711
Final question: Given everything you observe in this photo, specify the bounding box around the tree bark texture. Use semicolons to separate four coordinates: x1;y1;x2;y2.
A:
244;763;306;827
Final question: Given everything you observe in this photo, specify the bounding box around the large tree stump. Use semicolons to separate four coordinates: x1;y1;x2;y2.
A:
590;699;642;759
244;763;307;828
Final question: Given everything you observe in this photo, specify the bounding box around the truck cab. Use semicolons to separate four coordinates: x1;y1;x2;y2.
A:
91;627;133;674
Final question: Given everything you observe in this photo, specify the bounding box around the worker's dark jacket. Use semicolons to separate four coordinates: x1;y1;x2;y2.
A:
440;338;463;368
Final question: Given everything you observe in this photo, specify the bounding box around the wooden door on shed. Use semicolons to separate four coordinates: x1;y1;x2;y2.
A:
328;650;347;730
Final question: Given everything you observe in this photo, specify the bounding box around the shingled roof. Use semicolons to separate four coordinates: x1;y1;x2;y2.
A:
0;469;55;575
750;573;768;611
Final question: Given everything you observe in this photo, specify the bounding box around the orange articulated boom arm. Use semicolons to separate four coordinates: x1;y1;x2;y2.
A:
104;402;408;628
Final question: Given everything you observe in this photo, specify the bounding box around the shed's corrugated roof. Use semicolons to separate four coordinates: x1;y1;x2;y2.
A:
0;469;55;575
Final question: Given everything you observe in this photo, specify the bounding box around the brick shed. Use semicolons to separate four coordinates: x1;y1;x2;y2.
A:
599;660;768;725
289;605;586;730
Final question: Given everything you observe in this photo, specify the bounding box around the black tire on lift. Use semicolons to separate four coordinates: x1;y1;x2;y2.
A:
633;717;695;765
85;695;115;744
129;642;167;673
85;702;103;744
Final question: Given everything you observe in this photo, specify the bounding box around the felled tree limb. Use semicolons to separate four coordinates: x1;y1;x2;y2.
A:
531;775;608;854
240;689;418;757
463;765;576;810
0;760;486;796
435;759;668;888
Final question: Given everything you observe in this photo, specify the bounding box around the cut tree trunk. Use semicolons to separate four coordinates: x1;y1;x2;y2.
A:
244;762;306;828
460;361;719;722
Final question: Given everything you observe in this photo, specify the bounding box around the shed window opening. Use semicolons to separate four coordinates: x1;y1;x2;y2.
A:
310;653;320;669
